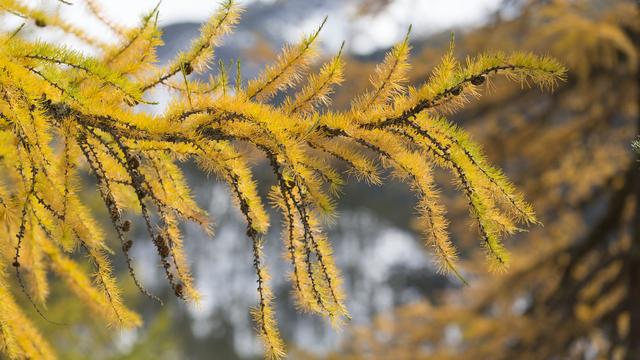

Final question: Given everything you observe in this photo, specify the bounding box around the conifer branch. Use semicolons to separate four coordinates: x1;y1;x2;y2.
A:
246;16;326;101
141;0;240;91
0;2;567;357
86;0;127;38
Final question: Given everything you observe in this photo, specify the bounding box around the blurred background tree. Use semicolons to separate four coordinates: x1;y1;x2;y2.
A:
319;0;640;359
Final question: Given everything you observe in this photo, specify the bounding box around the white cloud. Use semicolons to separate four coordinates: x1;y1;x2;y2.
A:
3;0;502;55
349;0;503;54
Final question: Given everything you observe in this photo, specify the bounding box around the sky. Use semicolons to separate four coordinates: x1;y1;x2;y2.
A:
4;0;504;54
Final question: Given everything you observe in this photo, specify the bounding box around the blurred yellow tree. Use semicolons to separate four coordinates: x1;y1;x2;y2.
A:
0;0;565;358
323;1;639;359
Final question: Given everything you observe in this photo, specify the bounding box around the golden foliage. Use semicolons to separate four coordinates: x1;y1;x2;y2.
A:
0;0;565;358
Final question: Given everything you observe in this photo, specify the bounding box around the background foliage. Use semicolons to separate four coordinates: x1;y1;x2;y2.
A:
321;1;640;359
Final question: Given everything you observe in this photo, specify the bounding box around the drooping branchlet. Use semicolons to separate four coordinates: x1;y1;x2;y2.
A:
154;234;170;259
